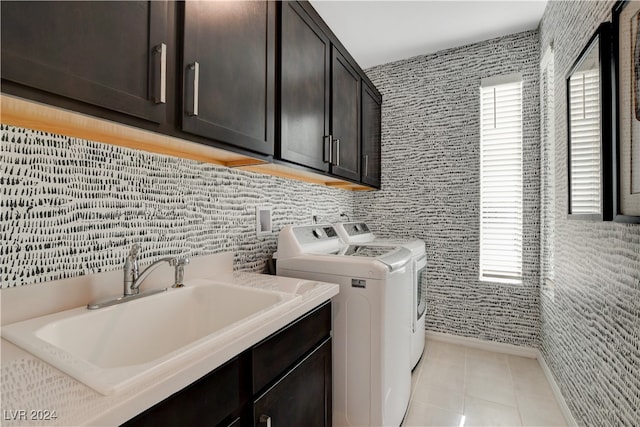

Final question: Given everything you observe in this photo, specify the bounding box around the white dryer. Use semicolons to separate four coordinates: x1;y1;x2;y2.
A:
333;222;426;369
275;224;412;427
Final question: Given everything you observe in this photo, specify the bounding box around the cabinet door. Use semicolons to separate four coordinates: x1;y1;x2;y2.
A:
182;1;275;156
330;47;361;181
279;1;331;172
361;83;382;187
1;1;168;123
254;338;332;427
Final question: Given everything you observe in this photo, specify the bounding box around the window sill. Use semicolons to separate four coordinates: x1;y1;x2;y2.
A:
479;276;523;285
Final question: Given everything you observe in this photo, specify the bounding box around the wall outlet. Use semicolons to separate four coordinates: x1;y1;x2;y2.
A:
256;206;272;236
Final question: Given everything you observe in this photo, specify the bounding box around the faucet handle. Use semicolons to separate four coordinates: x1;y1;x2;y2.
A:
171;257;189;288
129;244;140;281
128;244;140;259
169;257;189;267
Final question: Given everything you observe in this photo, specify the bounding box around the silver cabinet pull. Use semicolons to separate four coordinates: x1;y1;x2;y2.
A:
324;135;333;164
153;43;167;104
334;138;341;166
259;414;271;427
365;154;369;176
188;62;200;116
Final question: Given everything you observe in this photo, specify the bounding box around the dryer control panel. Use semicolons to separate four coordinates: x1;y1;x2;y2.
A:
344;222;370;236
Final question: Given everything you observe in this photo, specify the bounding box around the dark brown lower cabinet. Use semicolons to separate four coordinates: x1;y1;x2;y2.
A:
254;338;332;427
121;302;331;427
121;356;242;427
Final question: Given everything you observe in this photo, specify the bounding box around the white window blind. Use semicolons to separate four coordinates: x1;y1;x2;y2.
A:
568;68;601;214
480;76;523;283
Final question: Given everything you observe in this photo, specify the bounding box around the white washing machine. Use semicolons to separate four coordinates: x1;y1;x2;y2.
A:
334;222;426;369
275;224;412;427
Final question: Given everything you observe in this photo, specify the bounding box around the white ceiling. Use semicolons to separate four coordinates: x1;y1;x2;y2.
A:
309;1;548;69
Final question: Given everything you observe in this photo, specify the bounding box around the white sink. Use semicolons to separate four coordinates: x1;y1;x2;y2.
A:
1;280;297;395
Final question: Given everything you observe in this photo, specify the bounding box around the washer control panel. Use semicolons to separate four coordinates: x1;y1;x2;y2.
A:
293;225;339;245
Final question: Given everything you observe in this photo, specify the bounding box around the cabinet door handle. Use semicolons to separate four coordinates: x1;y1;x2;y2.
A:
365;154;369;176
334;138;341;166
153;43;167;104
259;414;272;427
188;62;200;116
324;135;333;164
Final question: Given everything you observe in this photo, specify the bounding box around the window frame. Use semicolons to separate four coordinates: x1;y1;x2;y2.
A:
565;22;614;221
479;73;524;285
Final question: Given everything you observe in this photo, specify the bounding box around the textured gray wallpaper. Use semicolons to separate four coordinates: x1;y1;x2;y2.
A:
3;7;639;424
355;31;541;348
0;125;354;288
538;1;640;426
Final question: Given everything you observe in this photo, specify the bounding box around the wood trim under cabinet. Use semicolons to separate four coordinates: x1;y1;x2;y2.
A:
1;94;375;191
1;94;263;167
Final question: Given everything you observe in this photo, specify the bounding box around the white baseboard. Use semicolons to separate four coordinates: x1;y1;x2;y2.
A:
425;331;577;426
537;351;578;427
425;331;538;358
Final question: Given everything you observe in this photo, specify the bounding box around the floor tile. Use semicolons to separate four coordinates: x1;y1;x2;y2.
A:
511;371;555;399
465;372;517;407
411;380;465;413
463;396;522;427
509;356;555;399
508;355;544;379
517;394;568;427
406;341;568;427
403;400;464;427
466;356;512;383
466;347;509;364
420;358;465;393
427;341;467;367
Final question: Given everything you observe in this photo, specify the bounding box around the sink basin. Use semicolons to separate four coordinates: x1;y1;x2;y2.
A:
1;281;297;395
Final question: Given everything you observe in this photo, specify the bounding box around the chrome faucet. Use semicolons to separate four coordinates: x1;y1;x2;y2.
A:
87;244;190;309
124;244;178;296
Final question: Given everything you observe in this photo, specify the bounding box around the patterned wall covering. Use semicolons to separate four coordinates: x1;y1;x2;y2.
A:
355;31;541;348
0;125;354;288
538;1;640;426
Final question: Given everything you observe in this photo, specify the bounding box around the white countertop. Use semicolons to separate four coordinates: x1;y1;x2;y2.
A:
1;258;338;426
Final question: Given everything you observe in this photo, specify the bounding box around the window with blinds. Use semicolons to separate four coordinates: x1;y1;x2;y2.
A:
479;75;523;284
568;67;601;214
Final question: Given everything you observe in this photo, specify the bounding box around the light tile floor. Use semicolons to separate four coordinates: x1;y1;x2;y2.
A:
403;339;568;427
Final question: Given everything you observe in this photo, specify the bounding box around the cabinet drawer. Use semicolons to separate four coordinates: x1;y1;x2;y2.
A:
252;301;331;394
121;356;241;427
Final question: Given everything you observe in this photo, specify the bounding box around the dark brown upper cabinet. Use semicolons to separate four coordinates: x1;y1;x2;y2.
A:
1;1;169;124
279;1;380;185
1;0;380;188
279;1;331;172
182;1;276;156
361;82;382;188
330;47;361;182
